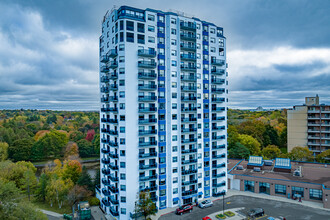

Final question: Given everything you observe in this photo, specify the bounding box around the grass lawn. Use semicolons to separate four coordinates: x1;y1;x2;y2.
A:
32;198;72;214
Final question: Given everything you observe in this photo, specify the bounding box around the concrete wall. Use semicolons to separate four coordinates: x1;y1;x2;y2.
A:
288;106;308;152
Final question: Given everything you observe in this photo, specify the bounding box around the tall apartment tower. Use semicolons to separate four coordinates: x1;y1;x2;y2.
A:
98;6;228;219
288;95;330;154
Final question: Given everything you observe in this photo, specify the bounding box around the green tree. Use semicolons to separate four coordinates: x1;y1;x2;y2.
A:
92;133;100;155
69;131;85;142
77;166;94;192
238;120;266;147
261;145;281;159
35;173;49;202
62;160;82;184
0;142;9;161
289;146;312;161
94;169;100;187
46;114;57;124
8;138;34;161
238;134;261;155
262;125;279;148
227;125;239;150
279;128;287;148
228;142;250;159
46;177;73;208
134;191;157;220
77;139;94;158
316;149;330;163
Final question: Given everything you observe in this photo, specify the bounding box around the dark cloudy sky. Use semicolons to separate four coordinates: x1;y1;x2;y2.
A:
1;0;330;110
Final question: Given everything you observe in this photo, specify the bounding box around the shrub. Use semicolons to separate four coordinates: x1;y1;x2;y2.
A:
224;211;235;217
216;214;227;219
88;197;100;206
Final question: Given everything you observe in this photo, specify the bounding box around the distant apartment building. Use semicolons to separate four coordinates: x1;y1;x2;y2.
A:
97;6;228;219
288;95;330;154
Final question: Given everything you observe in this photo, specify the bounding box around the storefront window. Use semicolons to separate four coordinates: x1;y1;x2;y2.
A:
259;182;270;195
292;186;304;198
244;180;254;192
309;189;322;200
275;184;286;195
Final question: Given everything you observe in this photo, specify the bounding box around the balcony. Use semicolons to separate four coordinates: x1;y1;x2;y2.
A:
138;107;157;113
102;198;110;207
181;128;197;133
212;181;226;187
212;98;225;103
180;33;196;41
140;185;158;192
212;126;225;131
182;189;198;196
108;49;118;58
110;196;119;205
181;75;197;81
101;158;110;164
109;175;119;182
109;61;118;69
212;107;225;112
212;163;226;169
138;96;157;102
211;88;225;94
211;78;225;84
100;55;109;63
102;188;111;196
151;195;158;202
181;107;197;112
180;54;196;61
100;76;109;83
211;69;225;75
180;43;196;51
212;153;226;159
180;22;197;31
181;96;197;102
109;141;118;147
213;172;226;178
138;118;157;124
138;49;156;57
181;158;197;164
211;59;225;66
110;207;119;217
139;174;158;181
109;152;119;159
138;84;157;91
101;107;112;112
102;178;111;186
101;97;109;102
109;119;118;124
182;179;198;186
139;141;157;147
100;66;109;73
109;96;118;102
101;147;110;154
181;148;197;154
109;84;118;90
212;116;226;122
109;163;119;171
109;185;119;193
181;86;197;92
138;60;157;68
181;64;197;71
181;117;197;123
101;138;109;144
100;87;109;93
109;72;118;79
139;129;157;136
138;71;157;79
212;135;225;140
101;168;110;175
182;169;197;175
181;138;197;144
139;163;158;170
139;152;157;158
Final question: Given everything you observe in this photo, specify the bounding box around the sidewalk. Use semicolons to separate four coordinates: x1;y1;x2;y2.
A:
152;189;328;219
40;209;62;218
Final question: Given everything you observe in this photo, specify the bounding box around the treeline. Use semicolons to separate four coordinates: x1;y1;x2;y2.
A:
0;110;100;162
228;109;330;162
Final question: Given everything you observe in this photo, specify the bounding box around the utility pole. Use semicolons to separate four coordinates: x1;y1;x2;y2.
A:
223;194;225;215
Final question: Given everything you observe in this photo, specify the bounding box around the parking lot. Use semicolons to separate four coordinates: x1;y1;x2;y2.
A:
159;195;330;220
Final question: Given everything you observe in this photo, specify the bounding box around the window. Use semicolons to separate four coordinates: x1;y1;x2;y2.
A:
210;37;215;43
160;168;166;174
120;185;126;191
148;36;155;43
119;44;124;51
211;47;216;52
120;150;125;156
158;26;165;33
292;186;304;198
309;189;322;200
259;182;270;195
172;93;177;98
173;177;178;183
158;16;165;22
120;173;126;180
172;114;177;120
210;28;215;34
172;60;177;66
172;82;177;88
275;184;286;195
120;127;125;133
160;200;166;208
171;28;176;35
173;188;178;194
171;18;176;24
120;103;125;109
126;21;134;31
148;14;155;21
172;125;177;130
171;71;177;77
171;39;177;45
158;37;165;44
119;68;125;74
120;115;125;121
119;80;125;86
158;48;165;55
120;162;126;168
121;197;126;203
173;157;177;162
244;180;255;192
137;34;145;44
172;146;178;152
160;189;166;196
126;32;134;42
171;50;177;56
173;200;179;205
121;208;126;215
120;138;125;144
159;157;166;164
148;25;155;32
119;56;125;63
172;103;177;109
137;23;144;33
120;20;124;30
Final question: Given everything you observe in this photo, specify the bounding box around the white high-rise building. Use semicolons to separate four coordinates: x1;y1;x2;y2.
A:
98;6;228;219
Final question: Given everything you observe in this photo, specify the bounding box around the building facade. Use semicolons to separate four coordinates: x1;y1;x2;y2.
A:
288;95;330;155
98;6;228;219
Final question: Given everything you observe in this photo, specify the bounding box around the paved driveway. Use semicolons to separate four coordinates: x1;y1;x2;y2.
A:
159;195;330;220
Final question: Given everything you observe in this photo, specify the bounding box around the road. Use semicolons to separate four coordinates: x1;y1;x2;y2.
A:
159;195;330;220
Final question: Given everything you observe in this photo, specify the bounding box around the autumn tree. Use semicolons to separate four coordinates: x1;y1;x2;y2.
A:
289;146;312;161
67;185;92;206
64;142;79;160
316;149;330;163
85;129;95;142
46;177;73;208
62;160;82;184
262;145;282;159
238;134;261;155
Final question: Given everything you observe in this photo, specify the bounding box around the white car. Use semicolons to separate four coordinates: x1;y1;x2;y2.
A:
198;199;213;208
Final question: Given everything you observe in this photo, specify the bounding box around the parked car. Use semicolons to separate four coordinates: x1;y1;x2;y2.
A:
199;199;213;208
248;208;264;217
267;217;286;220
202;217;212;220
176;205;193;215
